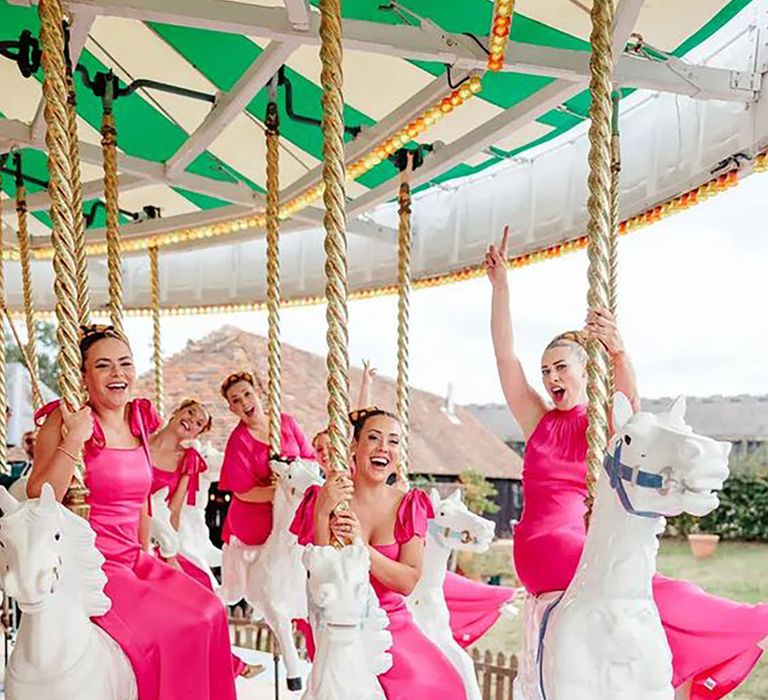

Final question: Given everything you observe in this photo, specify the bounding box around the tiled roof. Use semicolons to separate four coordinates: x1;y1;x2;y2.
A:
468;395;768;443
136;325;522;480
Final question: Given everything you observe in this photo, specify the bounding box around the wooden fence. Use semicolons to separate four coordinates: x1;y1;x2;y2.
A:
228;614;518;700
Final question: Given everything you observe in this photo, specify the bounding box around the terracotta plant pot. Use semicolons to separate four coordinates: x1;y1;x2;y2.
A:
687;533;720;559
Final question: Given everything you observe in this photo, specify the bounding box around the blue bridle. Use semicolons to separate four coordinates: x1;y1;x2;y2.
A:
603;440;666;519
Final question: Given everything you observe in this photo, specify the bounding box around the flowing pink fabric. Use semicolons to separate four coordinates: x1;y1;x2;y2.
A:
218;413;314;545
443;571;516;647
35;400;237;700
291;487;467;700
514;404;768;699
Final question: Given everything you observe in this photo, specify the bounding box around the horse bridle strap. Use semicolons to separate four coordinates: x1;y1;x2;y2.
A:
604;442;665;519
427;520;475;549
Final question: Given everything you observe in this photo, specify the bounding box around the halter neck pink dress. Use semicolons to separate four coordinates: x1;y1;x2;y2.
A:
36;399;237;700
219;413;314;546
514;404;768;699
291;487;468;700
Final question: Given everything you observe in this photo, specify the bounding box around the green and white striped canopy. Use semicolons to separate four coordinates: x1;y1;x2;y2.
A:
0;0;765;312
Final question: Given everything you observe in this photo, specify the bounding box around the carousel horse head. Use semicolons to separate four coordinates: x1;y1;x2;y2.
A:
0;483;110;616
428;487;496;553
271;457;324;505
608;394;731;519
196;440;224;481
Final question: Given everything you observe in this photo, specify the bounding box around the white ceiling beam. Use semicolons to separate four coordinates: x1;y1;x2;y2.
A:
0;174;146;215
283;0;311;32
347;0;647;218
30;7;97;143
165;40;298;178
63;0;757;102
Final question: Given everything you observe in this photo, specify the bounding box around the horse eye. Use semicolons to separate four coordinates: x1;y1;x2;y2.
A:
306;571;311;580
439;511;445;517
54;533;61;541
623;435;632;446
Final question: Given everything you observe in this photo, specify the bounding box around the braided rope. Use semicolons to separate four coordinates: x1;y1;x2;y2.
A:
0;168;7;471
16;183;43;411
101;101;124;335
265;101;283;459
320;0;350;480
607;91;622;399
584;0;616;517
149;246;164;420
66;66;90;325
396;177;412;478
38;0;88;515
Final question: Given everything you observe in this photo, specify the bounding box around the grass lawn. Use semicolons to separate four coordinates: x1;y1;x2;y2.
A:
467;540;768;699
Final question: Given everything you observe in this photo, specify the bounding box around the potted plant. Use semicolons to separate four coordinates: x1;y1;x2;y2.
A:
673;513;720;559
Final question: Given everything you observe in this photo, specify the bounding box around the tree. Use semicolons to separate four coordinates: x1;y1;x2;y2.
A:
728;443;768;476
458;468;500;516
4;320;60;391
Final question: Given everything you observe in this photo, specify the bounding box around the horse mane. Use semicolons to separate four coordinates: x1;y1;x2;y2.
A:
20;502;111;617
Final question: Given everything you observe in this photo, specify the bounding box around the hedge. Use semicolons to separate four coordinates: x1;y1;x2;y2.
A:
669;474;768;541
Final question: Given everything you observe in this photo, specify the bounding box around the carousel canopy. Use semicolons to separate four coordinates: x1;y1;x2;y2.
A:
0;0;766;312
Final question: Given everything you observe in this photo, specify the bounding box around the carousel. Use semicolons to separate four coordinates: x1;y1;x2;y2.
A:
0;0;764;698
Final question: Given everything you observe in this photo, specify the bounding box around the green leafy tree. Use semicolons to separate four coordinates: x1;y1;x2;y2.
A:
728;444;768;477
458;468;500;516
4;321;60;392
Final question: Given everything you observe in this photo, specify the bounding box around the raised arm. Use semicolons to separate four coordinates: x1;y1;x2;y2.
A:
355;361;376;409
27;403;93;502
485;226;548;439
586;307;640;411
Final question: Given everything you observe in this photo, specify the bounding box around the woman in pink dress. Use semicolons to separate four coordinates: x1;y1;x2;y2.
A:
147;398;262;679
217;371;315;601
28;325;237;700
291;408;467;700
484;226;768;699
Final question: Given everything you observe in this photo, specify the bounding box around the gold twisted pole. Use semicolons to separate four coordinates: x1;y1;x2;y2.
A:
14;160;43;411
38;0;88;516
607;90;621;399
101;79;124;335
395;158;413;478
63;23;90;325
265;97;283;459
149;246;164;420
320;0;350;481
0;163;8;473
583;0;616;517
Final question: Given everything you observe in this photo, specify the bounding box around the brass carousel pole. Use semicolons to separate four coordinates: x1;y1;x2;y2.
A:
149;246;164;419
583;0;617;519
13;153;43;411
37;0;89;517
395;152;414;480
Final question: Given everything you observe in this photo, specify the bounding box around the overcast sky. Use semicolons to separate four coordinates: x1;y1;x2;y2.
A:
124;170;768;406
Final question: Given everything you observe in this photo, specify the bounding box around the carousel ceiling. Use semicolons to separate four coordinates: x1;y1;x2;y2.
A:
0;0;766;312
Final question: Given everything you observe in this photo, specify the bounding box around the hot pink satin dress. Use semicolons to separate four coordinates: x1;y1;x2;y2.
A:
443;571;516;647
36;399;237;700
291;487;468;700
514;404;768;699
218;413;314;545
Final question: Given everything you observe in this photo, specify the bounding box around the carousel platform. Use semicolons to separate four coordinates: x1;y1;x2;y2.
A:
0;647;310;699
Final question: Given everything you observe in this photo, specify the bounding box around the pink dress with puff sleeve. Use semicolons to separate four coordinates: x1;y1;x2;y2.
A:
35;399;236;700
219;413;314;545
291;486;467;700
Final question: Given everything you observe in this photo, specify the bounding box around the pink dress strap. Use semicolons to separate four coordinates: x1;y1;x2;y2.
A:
178;448;208;506
290;484;321;546
394;488;434;543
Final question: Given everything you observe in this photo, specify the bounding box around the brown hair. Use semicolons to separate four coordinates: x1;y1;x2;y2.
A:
78;324;131;370
348;406;400;441
311;428;329;450
220;371;256;400
171;399;213;434
545;330;588;365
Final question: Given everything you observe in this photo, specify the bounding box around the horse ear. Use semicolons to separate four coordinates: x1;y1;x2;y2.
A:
448;489;463;503
612;392;633;432
429;488;441;507
0;486;19;515
669;395;687;422
302;544;314;569
38;483;57;511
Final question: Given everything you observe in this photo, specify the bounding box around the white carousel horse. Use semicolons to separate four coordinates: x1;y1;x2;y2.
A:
178;441;224;572
244;457;323;691
149;486;181;559
516;395;731;700
406;488;497;700
302;542;393;700
0;483;137;700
